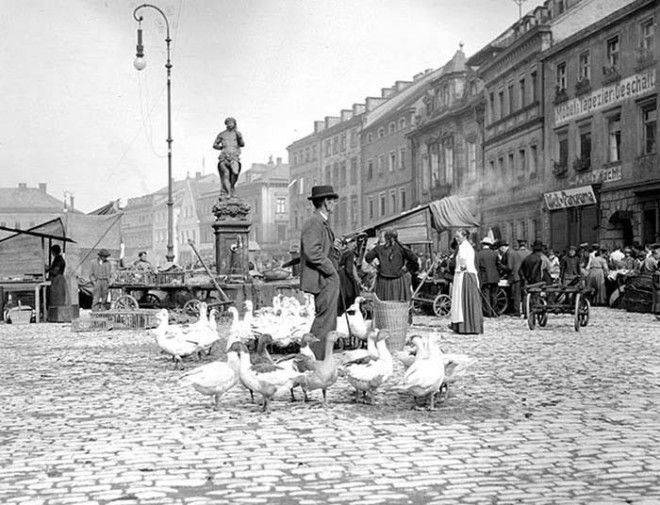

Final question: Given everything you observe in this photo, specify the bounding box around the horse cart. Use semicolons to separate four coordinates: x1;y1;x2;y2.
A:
524;281;590;332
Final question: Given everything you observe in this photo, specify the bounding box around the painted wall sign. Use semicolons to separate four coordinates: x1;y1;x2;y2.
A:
555;68;656;125
569;164;623;186
544;185;597;210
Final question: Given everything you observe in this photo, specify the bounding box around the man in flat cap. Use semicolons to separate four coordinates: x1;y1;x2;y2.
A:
300;185;342;359
213;117;245;198
91;249;113;311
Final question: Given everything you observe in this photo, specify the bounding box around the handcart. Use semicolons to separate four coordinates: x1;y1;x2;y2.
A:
524;281;590;332
410;257;452;317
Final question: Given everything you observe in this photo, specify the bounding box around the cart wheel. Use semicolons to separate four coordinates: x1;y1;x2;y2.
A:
113;294;139;310
142;293;161;308
334;337;345;351
573;293;582;332
411;298;426;315
183;299;203;319
526;293;536;330
494;287;508;316
578;296;590;327
433;294;452;317
537;298;548;327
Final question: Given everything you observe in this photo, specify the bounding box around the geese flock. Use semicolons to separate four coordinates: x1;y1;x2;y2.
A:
152;297;475;413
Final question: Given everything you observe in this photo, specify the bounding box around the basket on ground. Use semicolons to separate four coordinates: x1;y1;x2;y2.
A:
7;308;33;325
371;294;409;350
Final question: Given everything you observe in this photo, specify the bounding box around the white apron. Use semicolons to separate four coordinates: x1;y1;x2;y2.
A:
450;240;479;324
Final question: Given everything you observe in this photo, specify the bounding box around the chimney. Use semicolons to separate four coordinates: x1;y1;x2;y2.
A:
276;157;282;165
314;120;326;133
352;103;366;115
365;97;386;112
18;183;27;190
340;109;353;121
195;171;202;179
324;116;340;129
38;183;47;193
413;72;425;81
268;155;274;165
381;87;394;98
395;80;412;92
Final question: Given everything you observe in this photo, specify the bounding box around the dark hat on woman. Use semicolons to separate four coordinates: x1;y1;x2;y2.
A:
98;249;110;257
308;185;339;201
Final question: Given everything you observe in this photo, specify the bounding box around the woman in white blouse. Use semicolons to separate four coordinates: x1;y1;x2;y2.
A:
450;229;484;334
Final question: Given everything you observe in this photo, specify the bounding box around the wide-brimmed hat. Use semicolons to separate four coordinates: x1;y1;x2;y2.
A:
97;249;110;257
307;185;339;201
532;240;544;252
496;240;508;247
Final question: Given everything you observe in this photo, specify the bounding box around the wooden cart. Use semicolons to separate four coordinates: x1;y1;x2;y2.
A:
524;282;590;332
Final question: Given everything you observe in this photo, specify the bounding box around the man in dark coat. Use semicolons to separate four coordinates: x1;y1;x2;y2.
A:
477;237;500;317
520;240;545;286
498;240;522;316
300;185;341;359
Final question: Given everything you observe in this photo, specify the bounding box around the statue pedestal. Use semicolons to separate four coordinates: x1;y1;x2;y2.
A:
212;197;252;282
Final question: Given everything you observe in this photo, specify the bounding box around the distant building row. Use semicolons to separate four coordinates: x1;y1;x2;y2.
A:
287;0;659;251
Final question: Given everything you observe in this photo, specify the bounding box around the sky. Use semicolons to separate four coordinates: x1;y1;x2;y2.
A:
0;0;538;212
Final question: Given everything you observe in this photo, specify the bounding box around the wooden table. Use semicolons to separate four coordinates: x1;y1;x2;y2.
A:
0;281;50;323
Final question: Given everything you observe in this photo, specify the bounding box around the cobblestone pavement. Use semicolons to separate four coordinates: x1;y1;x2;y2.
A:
1;308;659;505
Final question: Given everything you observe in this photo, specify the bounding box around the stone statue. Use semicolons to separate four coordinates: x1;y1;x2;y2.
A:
213;117;245;198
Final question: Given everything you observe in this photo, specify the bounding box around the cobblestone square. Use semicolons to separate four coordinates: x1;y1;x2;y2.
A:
1;309;659;505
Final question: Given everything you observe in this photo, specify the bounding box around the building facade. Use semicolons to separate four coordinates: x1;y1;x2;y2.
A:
287;132;321;248
542;0;658;250
0;183;67;239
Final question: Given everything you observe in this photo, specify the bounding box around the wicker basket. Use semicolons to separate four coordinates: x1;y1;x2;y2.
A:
7;308;33;325
71;317;111;332
92;309;161;329
371;294;409;350
156;271;189;286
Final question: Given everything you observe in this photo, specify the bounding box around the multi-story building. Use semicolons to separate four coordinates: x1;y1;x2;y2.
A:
467;6;555;245
0;183;67;238
542;0;658;249
318;108;366;237
121;194;155;261
408;47;485;219
236;157;290;254
287;132;322;247
361;73;440;226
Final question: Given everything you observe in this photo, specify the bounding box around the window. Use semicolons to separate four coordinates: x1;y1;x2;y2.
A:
641;18;655;51
332;136;339;155
378;127;385;139
508;153;515;181
389;122;396;134
367;159;374;180
519;78;526;108
339;197;347;226
518;149;526;179
579;128;592;166
489;92;495;121
368;198;374;220
508;83;515;112
350;195;358;225
305;148;310;162
607;36;619;69
530;145;538;177
400;188;407;210
556;0;566;15
340;134;346;152
399;147;406;170
333;163;339;184
444;142;454;184
349;129;357;148
578;51;590;81
367;132;373;143
556;62;567;90
298;177;304;195
350;157;358;184
498;157;505;181
339;161;347;186
498;91;505;118
531;70;538;102
429;144;440;187
390;190;397;214
399;117;406;129
325;165;331;184
608;113;622;162
324;139;331;157
489;160;495;175
467;141;477;179
641;100;657;155
378;155;385;174
379;192;386;216
558;133;568;166
389;151;396;172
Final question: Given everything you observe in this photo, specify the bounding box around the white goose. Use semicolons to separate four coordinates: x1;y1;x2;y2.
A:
400;335;445;410
341;330;393;404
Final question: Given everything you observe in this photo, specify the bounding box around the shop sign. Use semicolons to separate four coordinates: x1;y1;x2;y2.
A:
555;68;656;125
569;164;622;186
544;185;597;210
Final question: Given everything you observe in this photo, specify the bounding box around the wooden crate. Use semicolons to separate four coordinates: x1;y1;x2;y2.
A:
71;317;111;332
92;309;160;329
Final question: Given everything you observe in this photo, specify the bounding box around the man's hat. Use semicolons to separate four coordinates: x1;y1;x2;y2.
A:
623;247;632;253
98;249;110;257
138;250;148;256
480;237;493;245
579;242;589;248
497;240;509;247
568;245;577;251
308;185;339;201
532;240;543;252
591;243;600;250
517;239;528;247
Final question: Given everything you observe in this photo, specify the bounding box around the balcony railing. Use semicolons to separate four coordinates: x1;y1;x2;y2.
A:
553;160;568;178
602;65;621;84
554;86;569;104
635;47;655;71
572;156;590;172
575;77;591;96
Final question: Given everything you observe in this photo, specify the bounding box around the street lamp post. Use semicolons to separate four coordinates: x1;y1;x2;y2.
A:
132;3;175;263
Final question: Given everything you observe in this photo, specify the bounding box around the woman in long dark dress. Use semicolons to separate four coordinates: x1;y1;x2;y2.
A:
337;240;361;315
48;244;68;307
450;229;483;334
364;228;418;302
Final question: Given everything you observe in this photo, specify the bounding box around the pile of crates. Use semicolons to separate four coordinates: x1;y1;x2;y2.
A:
71;308;160;332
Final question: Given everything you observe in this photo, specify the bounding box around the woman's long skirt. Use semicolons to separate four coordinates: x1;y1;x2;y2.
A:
374;275;411;302
586;268;606;305
451;273;483;334
49;274;68;307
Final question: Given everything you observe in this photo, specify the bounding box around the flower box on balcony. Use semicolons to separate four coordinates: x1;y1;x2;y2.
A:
575;78;591;96
553;161;568;178
602;65;621;85
553;86;569;104
572;156;590;172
